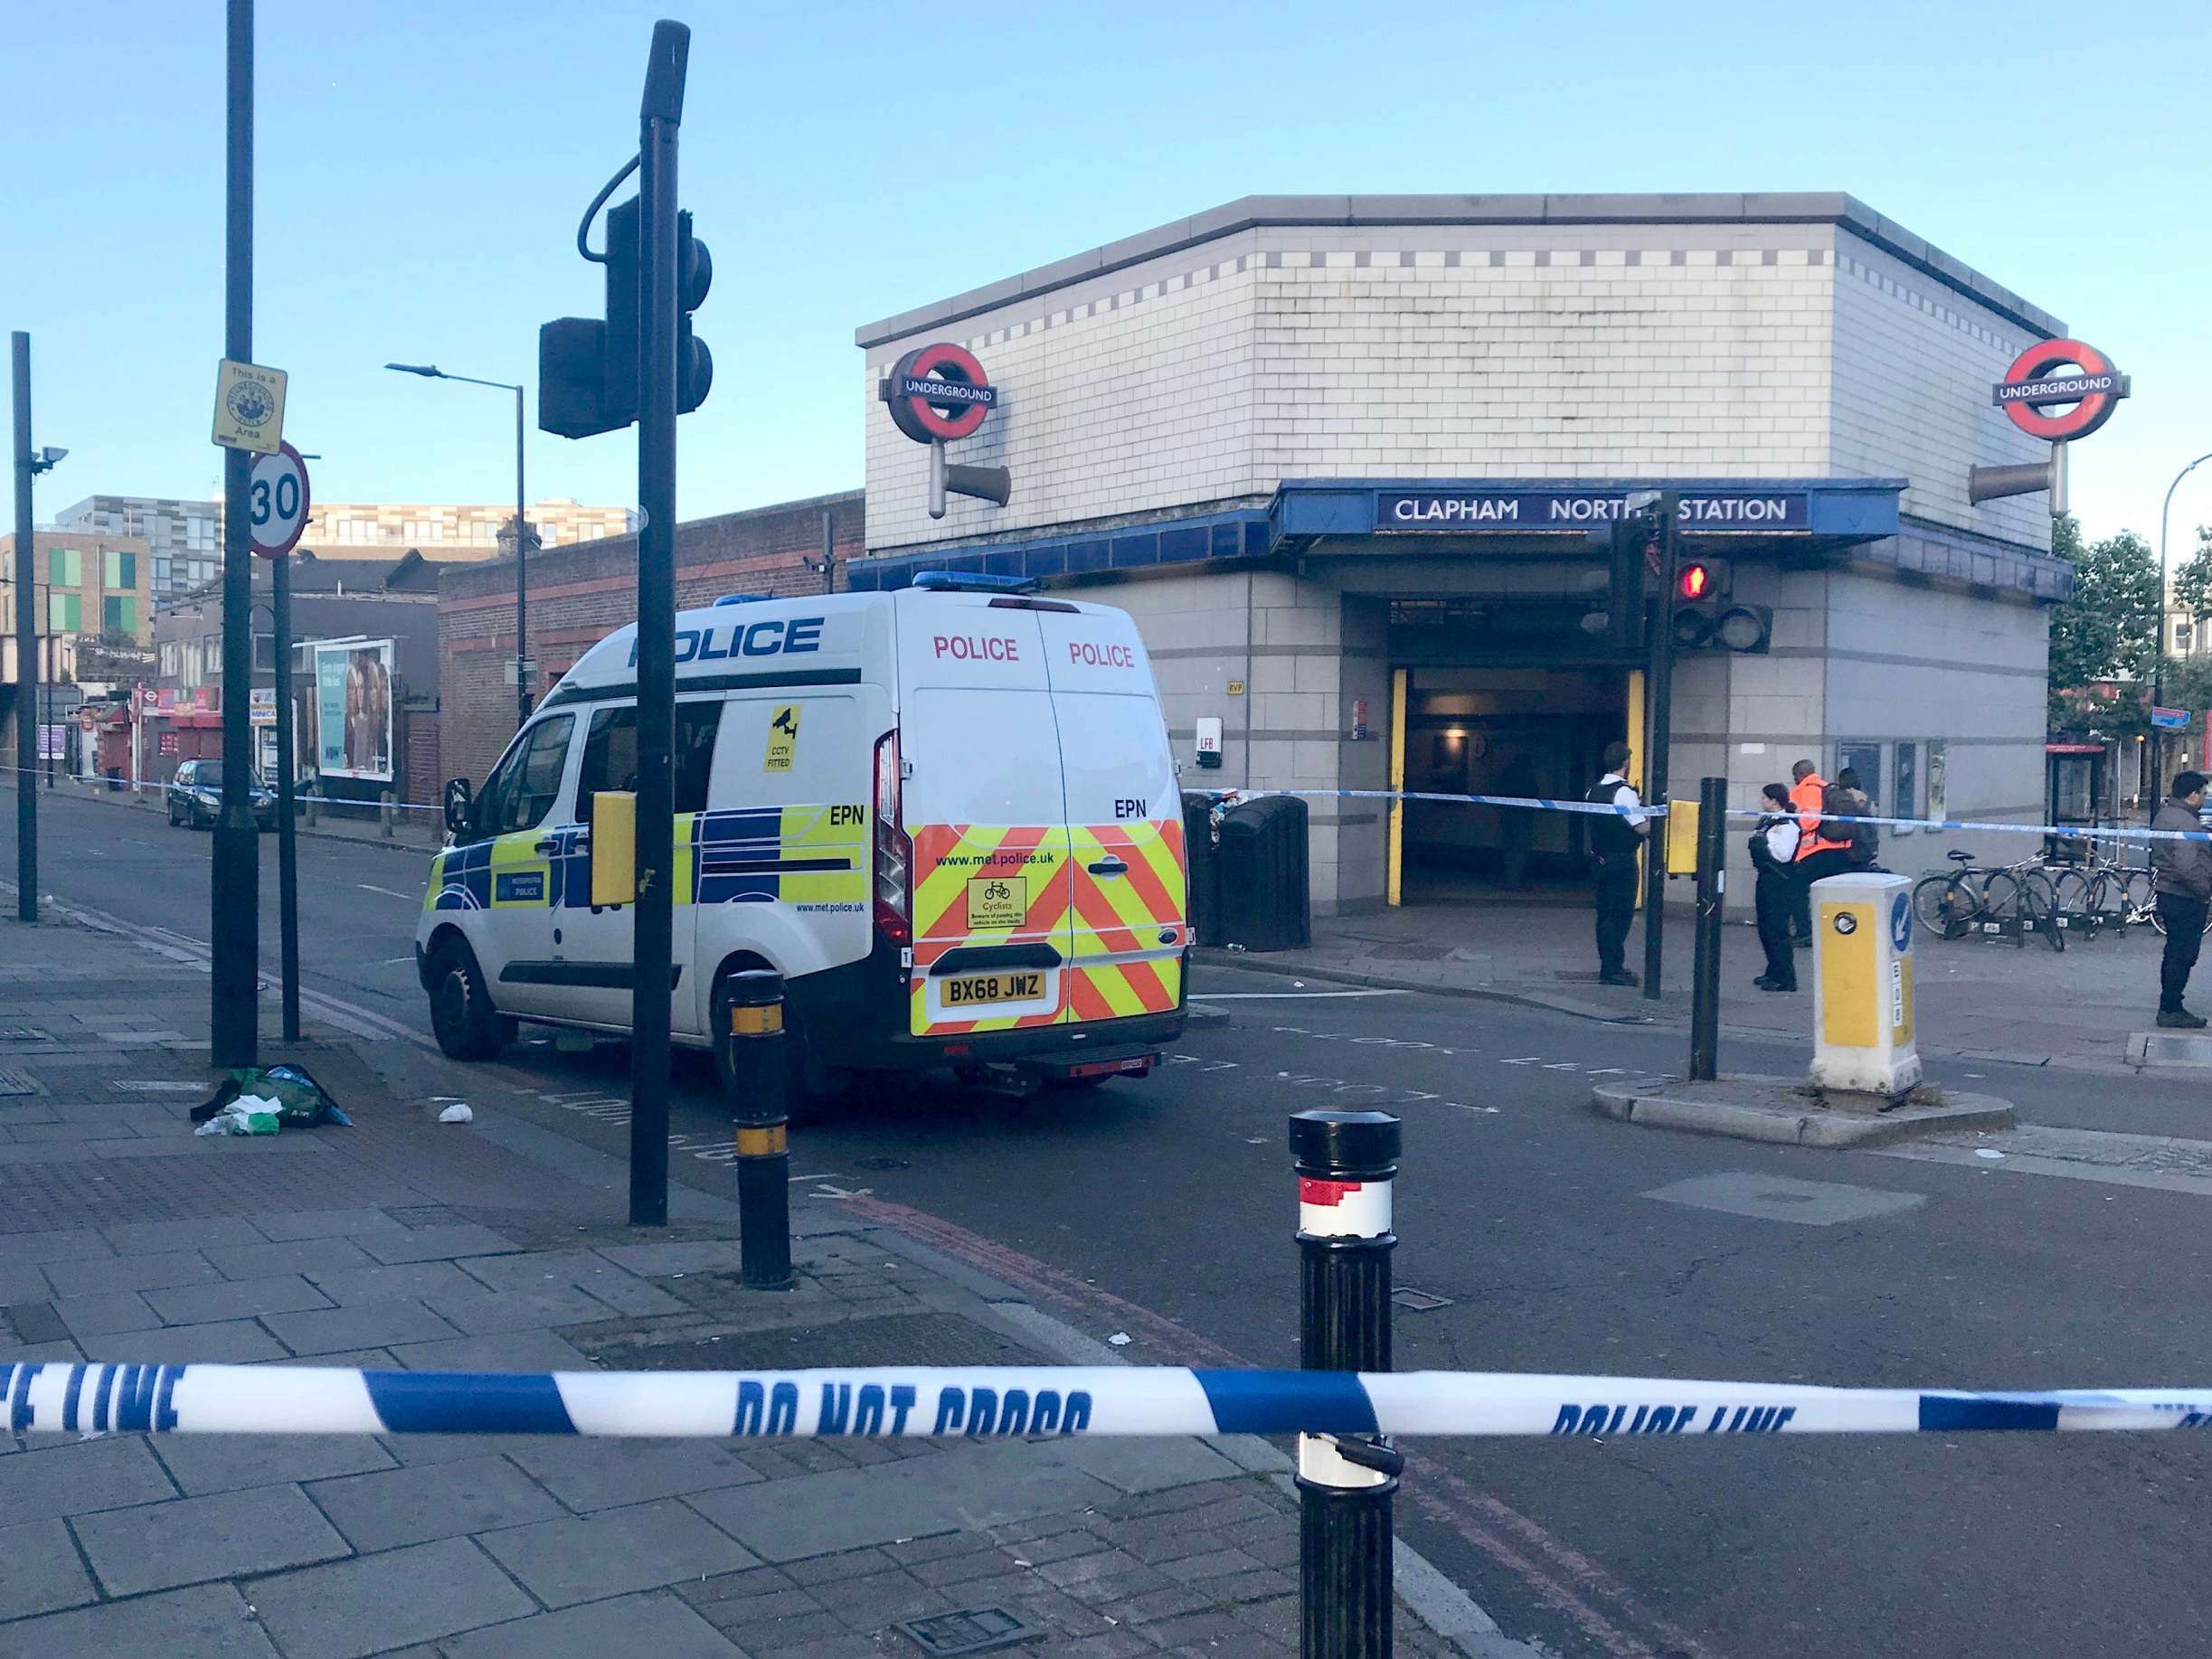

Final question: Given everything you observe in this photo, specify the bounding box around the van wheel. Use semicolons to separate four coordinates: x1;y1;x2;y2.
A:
712;973;838;1126
428;938;508;1061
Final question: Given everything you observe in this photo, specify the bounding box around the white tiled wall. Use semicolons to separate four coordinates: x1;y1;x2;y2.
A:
864;218;2056;561
1828;232;2051;549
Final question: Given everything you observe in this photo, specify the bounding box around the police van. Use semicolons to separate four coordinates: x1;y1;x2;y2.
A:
416;575;1188;1102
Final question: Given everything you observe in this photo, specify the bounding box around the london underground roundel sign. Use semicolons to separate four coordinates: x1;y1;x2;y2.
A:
1991;338;2129;442
884;342;997;444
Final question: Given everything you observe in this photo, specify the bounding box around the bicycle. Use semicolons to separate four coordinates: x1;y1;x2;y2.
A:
1912;849;2065;951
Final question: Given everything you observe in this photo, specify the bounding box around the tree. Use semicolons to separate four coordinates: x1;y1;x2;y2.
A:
2172;523;2212;646
2047;517;2160;735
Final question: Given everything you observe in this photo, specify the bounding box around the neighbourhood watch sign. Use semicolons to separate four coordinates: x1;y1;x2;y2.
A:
1375;488;1810;533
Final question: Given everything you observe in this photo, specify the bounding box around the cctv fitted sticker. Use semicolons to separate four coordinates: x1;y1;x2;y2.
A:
763;704;800;771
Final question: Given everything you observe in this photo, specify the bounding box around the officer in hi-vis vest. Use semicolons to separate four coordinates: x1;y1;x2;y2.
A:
1586;740;1650;987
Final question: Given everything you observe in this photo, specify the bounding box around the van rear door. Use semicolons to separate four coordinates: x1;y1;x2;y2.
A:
1036;605;1186;1024
896;597;1073;1037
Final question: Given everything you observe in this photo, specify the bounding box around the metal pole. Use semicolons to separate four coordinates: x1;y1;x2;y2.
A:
273;549;299;1042
9;333;31;923
2158;455;2212;794
211;0;260;1067
515;383;530;727
725;969;793;1289
629;20;688;1228
1290;1109;1401;1659
819;506;835;595
1689;774;1725;1081
1641;492;1679;1001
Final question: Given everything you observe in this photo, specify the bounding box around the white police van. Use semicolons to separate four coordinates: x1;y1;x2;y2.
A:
417;574;1189;1101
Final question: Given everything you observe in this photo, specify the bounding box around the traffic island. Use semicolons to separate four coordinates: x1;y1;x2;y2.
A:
1591;1074;2016;1149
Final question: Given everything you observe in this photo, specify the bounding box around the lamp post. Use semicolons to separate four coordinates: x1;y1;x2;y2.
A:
384;363;531;727
11;330;65;923
2155;452;2212;793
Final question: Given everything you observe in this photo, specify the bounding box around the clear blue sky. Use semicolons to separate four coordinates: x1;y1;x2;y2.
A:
8;1;2207;552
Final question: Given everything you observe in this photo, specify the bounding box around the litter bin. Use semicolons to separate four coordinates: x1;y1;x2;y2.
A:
1182;792;1225;947
1216;794;1310;951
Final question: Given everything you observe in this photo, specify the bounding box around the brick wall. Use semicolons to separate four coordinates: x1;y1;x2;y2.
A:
437;490;863;788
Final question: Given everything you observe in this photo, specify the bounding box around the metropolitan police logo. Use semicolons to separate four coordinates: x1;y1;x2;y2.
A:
225;378;275;429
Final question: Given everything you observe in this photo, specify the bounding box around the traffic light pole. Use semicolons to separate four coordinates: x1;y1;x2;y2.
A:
273;548;299;1043
10;333;34;924
1640;492;1679;1003
211;0;260;1068
628;20;688;1229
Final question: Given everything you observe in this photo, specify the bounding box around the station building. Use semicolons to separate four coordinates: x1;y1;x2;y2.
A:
851;194;2073;914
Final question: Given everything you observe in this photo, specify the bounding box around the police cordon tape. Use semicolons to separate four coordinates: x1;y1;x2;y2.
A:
5;1360;2208;1440
1222;787;2212;845
22;764;2210;844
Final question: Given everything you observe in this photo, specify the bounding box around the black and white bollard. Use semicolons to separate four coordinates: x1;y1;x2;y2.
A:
1290;1108;1402;1659
724;969;793;1290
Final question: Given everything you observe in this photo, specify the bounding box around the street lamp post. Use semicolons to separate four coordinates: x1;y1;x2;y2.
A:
11;331;66;924
2155;452;2212;793
385;364;531;727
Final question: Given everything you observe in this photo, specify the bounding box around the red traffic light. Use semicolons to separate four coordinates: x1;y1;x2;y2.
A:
1678;562;1713;601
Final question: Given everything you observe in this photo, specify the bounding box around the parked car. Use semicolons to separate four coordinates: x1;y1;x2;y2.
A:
166;759;278;832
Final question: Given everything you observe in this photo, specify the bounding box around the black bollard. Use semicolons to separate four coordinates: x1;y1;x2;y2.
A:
1290;1108;1402;1659
724;969;793;1290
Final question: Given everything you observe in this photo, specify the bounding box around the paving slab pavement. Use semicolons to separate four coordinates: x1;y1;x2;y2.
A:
1;909;1522;1657
1198;896;2173;1071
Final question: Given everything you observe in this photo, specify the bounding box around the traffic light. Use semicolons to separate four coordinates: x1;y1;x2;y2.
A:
676;210;713;414
1577;522;1648;648
538;194;712;437
1668;557;1772;653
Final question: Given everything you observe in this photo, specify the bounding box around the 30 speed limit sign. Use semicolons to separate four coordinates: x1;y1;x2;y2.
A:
249;441;312;560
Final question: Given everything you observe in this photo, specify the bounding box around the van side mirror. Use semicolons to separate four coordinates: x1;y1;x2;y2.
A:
590;792;637;908
442;778;473;836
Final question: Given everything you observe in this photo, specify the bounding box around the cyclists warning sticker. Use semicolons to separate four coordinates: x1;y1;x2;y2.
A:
967;875;1026;930
763;704;801;772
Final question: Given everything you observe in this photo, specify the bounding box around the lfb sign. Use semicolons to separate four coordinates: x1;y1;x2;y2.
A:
883;343;997;444
1991;339;2129;442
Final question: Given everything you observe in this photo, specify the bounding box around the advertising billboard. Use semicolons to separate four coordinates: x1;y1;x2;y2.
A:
313;638;395;783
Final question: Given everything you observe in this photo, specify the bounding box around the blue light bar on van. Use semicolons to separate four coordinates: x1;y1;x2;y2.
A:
910;570;1040;595
713;593;776;606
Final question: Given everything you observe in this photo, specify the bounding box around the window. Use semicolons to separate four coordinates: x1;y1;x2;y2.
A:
477;714;575;836
576;702;723;819
1895;741;1922;825
2179;623;2197;655
103;550;137;590
252;633;277;672
48;547;82;588
102;596;138;636
154;557;174;588
1836;740;1882;805
160;643;180;677
186;516;213;550
49;593;81;632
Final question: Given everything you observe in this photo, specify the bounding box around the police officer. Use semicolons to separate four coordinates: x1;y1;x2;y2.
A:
1587;740;1650;986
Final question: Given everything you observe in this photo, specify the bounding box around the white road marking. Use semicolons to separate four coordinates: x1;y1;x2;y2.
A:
379;957;415;965
1188;989;1410;1000
357;883;417;901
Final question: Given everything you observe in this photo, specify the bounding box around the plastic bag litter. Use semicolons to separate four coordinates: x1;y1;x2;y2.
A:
192;1064;352;1131
438;1103;474;1125
193;1095;282;1136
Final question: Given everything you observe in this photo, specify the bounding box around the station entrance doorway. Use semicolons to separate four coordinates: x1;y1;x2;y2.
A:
1388;665;1634;905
